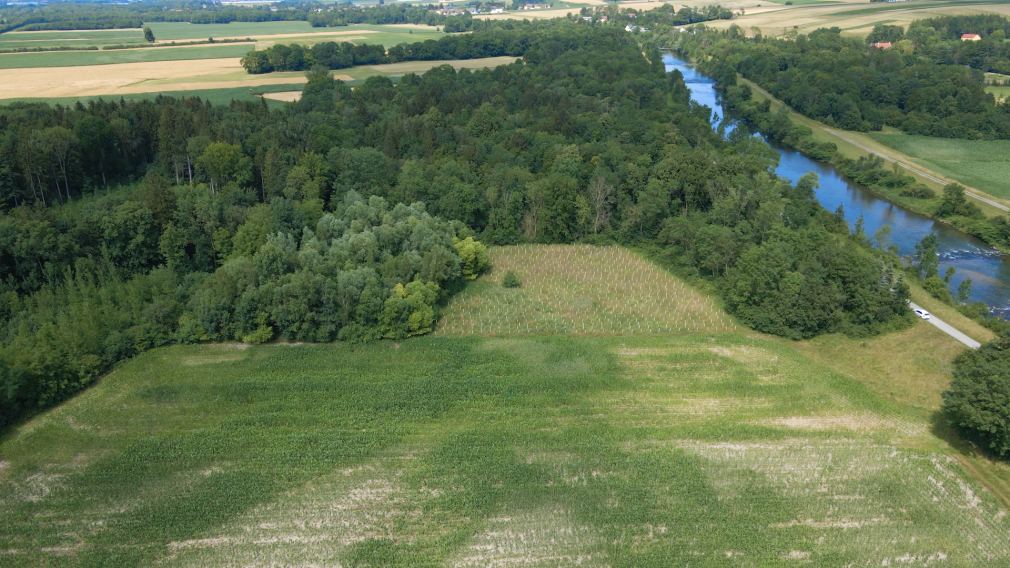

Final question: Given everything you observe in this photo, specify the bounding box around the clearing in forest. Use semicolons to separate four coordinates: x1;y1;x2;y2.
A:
436;244;739;336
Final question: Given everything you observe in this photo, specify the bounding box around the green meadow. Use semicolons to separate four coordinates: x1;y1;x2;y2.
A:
869;132;1010;201
2;245;1008;565
146;21;444;45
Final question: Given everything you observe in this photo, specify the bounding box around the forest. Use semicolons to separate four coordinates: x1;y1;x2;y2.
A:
0;22;908;428
682;24;1010;139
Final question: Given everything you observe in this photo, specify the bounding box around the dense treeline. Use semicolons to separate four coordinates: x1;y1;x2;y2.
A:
943;338;1010;458
242;27;531;74
582;3;733;28
680;26;1010;139
869;15;1010;76
1;22;908;427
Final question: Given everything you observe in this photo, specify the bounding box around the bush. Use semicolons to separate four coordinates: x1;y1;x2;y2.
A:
900;184;936;199
943;338;1010;458
454;236;490;280
923;275;952;302
502;271;522;288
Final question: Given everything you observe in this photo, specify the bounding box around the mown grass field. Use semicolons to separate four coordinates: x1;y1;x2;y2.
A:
0;28;146;50
869;132;1010;201
2;244;1009;565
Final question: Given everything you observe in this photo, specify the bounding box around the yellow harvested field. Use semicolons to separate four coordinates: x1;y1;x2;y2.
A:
707;2;1010;38
0;58;303;99
0;56;519;100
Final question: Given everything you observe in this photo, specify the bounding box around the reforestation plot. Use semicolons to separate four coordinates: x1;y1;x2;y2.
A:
437;245;739;336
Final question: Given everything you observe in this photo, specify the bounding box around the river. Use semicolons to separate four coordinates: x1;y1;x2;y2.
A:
664;53;1010;315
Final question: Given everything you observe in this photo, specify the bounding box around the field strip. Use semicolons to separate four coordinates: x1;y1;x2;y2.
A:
0;58;298;99
0;41;249;57
153;29;376;44
3;27;142;35
0;56;518;100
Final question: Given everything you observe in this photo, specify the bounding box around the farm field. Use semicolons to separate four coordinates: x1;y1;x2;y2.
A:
3;245;1009;565
0;28;146;50
0;23;444;69
0;55;518;102
146;21;442;45
705;0;1010;38
0;43;252;69
869;132;1010;202
437;245;739;336
4;83;305;107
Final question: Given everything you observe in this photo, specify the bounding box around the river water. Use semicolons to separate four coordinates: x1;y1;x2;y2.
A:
665;53;1010;315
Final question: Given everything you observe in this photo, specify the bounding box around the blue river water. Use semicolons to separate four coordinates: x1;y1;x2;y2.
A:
665;53;1010;315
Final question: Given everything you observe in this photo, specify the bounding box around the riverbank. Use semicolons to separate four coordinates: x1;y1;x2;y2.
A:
724;70;1010;257
739;77;1010;217
664;51;1010;317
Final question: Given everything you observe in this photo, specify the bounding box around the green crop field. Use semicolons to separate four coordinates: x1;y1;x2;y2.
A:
869;132;1010;201
0;43;252;69
0;29;146;50
146;21;444;45
3;244;1009;565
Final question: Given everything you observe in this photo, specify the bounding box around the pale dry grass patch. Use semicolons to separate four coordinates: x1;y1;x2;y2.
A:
159;456;421;566
451;507;603;568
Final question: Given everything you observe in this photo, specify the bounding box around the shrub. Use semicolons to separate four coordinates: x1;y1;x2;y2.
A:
502;271;522;288
900;184;936;199
454;236;491;280
943;338;1010;458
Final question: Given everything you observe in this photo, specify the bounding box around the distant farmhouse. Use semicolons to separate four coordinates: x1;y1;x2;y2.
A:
872;41;893;49
961;33;982;42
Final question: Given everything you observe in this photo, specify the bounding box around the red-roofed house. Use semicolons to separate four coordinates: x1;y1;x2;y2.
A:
961;33;982;41
872;41;893;49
